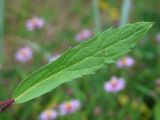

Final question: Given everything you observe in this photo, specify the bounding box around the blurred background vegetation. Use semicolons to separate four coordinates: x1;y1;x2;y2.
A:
0;0;160;120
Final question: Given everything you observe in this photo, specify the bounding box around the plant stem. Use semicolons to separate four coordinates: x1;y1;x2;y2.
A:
92;0;101;33
0;0;4;79
120;0;132;26
0;99;15;112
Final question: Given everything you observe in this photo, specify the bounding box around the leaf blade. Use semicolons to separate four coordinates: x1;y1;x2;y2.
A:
12;22;153;103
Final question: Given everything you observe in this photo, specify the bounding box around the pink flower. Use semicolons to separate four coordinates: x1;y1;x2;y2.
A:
26;16;44;31
15;46;33;62
75;29;92;42
156;33;160;42
104;76;125;93
59;99;81;115
48;54;60;63
39;110;58;120
116;56;135;68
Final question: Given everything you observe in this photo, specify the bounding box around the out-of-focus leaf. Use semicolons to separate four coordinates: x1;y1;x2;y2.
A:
154;101;160;120
12;22;153;103
135;84;152;96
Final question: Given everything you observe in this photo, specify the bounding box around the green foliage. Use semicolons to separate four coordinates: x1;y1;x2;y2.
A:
12;22;153;104
154;101;160;120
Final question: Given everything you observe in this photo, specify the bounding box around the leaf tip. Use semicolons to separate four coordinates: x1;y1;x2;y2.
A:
142;21;154;29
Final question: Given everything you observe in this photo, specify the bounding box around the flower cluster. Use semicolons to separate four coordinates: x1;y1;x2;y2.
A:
59;99;81;115
39;110;58;120
26;16;45;31
75;29;92;42
116;56;135;68
104;56;135;93
104;76;125;93
39;99;81;120
15;46;33;63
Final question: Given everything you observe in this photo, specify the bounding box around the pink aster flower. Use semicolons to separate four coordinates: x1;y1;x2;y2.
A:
39;110;58;120
156;33;160;42
59;99;81;115
26;16;44;31
15;46;33;62
116;56;135;68
104;76;125;93
48;54;60;63
75;29;92;42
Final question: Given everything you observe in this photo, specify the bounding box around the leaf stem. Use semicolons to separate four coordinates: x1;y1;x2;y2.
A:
0;99;15;112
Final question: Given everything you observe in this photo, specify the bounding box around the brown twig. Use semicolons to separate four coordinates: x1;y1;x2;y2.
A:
0;98;15;112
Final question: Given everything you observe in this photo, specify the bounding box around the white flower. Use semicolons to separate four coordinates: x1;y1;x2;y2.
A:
104;76;125;93
39;110;58;120
59;99;81;115
15;46;33;62
26;16;44;31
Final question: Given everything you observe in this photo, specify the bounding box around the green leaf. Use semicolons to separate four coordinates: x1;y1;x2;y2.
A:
12;22;153;103
154;101;160;120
